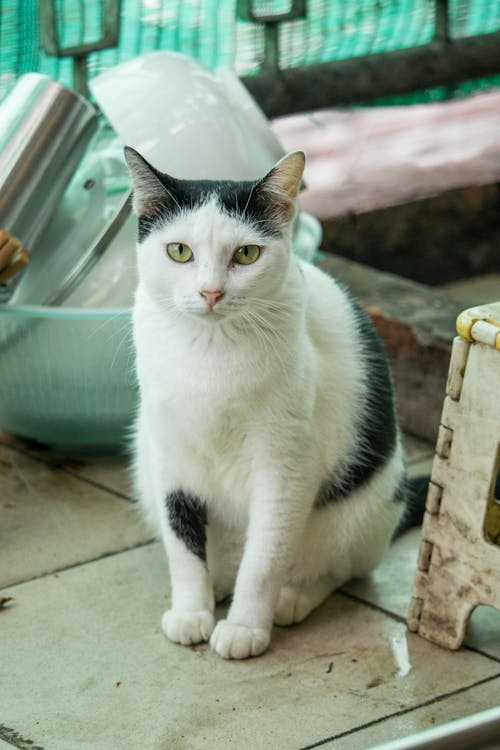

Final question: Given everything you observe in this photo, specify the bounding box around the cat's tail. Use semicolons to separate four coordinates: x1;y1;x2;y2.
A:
393;475;430;539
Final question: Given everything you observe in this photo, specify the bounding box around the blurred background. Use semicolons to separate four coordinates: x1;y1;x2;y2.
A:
2;0;500;106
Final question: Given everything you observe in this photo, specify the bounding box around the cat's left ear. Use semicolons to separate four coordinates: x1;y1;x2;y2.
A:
257;151;306;222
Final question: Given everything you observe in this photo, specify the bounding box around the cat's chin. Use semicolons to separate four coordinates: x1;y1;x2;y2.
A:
185;307;229;321
185;304;242;321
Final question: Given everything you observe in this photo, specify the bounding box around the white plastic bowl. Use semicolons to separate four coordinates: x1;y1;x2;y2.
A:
90;51;285;180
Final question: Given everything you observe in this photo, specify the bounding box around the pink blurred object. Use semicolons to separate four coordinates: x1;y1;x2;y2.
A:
272;91;500;220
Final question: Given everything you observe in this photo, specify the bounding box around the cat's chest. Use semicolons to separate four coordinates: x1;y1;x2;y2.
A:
135;314;279;405
146;392;254;508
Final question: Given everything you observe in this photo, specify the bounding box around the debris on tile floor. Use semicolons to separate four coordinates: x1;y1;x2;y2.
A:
1;431;499;750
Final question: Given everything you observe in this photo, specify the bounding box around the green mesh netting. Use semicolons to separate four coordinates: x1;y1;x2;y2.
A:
1;1;500;104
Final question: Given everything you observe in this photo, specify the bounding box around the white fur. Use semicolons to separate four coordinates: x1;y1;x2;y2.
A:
132;195;405;660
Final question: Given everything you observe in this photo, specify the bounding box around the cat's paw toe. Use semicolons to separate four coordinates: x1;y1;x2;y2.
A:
274;586;313;626
161;609;215;646
209;620;270;659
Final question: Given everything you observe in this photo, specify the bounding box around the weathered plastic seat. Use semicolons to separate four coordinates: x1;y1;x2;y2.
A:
408;301;500;649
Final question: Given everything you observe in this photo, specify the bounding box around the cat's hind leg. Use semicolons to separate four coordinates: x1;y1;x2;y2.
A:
274;576;336;626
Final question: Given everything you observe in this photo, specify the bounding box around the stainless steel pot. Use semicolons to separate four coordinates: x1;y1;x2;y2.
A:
0;74;98;299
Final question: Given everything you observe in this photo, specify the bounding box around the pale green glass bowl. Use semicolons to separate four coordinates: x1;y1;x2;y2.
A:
0;305;137;452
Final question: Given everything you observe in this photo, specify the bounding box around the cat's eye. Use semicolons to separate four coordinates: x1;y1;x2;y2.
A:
166;242;193;263
233;244;261;265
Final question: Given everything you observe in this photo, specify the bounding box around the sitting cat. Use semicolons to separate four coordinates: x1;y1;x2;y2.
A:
125;146;414;660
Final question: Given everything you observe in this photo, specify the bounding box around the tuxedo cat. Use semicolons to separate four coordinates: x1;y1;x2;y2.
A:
125;146;411;659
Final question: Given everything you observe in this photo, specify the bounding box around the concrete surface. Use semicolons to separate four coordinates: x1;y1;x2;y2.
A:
1;432;499;749
440;274;500;305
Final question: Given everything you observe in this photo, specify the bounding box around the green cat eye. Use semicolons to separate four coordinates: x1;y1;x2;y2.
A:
166;242;193;263
233;244;261;265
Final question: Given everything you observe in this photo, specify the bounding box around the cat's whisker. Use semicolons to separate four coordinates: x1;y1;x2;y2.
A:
84;310;131;342
242;182;255;217
155;297;182;320
250;298;294;322
162;186;182;212
110;328;134;371
240;309;272;371
245;307;292;386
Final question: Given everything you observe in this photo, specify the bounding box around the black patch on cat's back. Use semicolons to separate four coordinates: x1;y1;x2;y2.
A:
138;172;281;242
166;490;207;561
315;300;397;507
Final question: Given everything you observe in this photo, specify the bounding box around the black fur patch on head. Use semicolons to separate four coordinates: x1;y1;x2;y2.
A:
166;490;207;561
315;299;398;508
137;173;283;243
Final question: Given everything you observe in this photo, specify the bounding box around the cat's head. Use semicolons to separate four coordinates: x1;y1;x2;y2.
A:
124;146;305;320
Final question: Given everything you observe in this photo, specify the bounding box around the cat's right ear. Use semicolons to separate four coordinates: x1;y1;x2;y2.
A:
124;146;173;218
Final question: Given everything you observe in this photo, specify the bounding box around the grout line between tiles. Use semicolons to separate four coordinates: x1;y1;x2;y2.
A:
338;590;500;665
338;590;405;624
0;538;158;592
298;671;500;750
59;467;136;504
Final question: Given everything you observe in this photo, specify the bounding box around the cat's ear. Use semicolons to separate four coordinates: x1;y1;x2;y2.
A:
257;151;306;222
124;146;175;218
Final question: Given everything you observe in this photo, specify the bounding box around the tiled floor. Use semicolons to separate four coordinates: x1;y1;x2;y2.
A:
1;432;499;750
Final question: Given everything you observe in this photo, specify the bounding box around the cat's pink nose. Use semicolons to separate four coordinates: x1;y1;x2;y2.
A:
200;289;225;308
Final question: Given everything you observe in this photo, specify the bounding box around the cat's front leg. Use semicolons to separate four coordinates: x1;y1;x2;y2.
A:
161;490;215;646
210;484;310;659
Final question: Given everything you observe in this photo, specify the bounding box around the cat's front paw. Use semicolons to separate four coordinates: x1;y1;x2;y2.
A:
209;620;270;659
162;608;215;646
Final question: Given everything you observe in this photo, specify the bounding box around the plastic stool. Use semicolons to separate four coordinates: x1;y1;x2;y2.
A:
408;301;500;649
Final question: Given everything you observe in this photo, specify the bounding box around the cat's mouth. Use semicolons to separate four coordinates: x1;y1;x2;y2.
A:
188;300;245;321
187;303;227;319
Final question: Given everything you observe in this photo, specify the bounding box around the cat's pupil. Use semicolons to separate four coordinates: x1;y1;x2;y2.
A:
244;246;249;256
179;244;184;255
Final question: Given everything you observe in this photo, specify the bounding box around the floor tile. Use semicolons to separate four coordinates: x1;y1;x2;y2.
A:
329;677;500;750
407;455;434;478
343;529;500;662
402;434;434;465
0;443;150;588
1;544;498;750
0;739;19;750
343;529;421;623
0;432;134;499
468;607;500;661
61;453;134;500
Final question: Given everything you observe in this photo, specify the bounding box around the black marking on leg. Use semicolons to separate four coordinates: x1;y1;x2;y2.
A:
315;298;397;508
166;490;207;561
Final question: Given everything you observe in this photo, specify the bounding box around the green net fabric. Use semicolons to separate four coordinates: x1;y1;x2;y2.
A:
1;1;500;103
